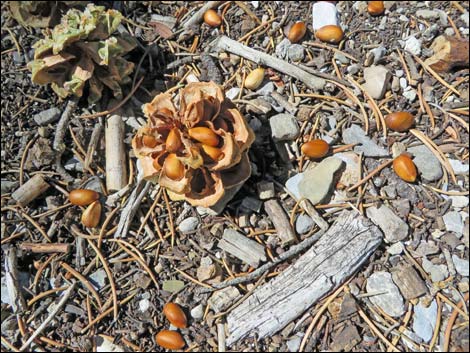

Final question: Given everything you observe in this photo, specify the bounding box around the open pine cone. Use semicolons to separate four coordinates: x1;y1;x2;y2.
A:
132;82;255;207
27;4;136;103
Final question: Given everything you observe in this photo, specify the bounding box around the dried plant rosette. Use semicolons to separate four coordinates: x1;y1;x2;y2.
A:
132;82;255;208
27;4;136;104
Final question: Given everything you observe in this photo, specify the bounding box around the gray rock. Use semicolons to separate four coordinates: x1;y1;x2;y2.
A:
178;216;199;233
312;1;338;30
347;64;361;75
288;44;305;61
415;241;439;257
256;82;275;96
403;87;417;102
370;46;386;64
416;9;439;19
33;108;61;126
269;113;300;141
275;38;291;59
298;157;344;205
452;255;469;276
363;66;391;99
295;214;314;234
443;211;464;236
89;268;107;290
387;242;404;255
334;52;349;64
366;271;405;317
422;258;448;282
444;27;455;36
461;11;469;26
191;304;204;320
366;205;409;243
404;36;422;55
448;159;469;175
249;117;262;132
285;173;304;200
1;180;18;194
399;77;407;89
226;87;241;100
286;334;303;352
241;196;263;213
257;181;275;200
413;300;438;343
408;145;443;182
343;124;388;157
335;152;360;187
450;196;469;208
138;298;151;313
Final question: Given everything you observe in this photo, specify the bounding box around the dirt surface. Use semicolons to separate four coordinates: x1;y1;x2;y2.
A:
1;1;469;352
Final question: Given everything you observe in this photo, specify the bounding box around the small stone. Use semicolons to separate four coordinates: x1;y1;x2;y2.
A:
448;159;469;175
191;304;204;320
256;82;275;96
415;241;440;257
97;337;124;352
422;258;448;282
1;180;18;194
370;46;386;64
257;181;275;200
208;286;241;313
347;64;361;75
197;256;220;282
395;70;404;78
441;233;462;249
399;77;407;89
275;38;291;59
366;205;409;243
343;124;388;157
178;217;199;234
249;117;262;132
297;157;344;205
334;52;349;64
416;9;439;19
408;145;443;182
225;87;241;100
330;325;361;351
450;196;469;208
89;269;107;290
387;242;404;255
444;27;455;36
392;77;400;92
139;298;151;313
241;196;263;213
404;36;422;56
246;98;272;115
413;300;438;343
366;271;405;317
288;44;305;61
460;11;469;26
335;152;360;187
452;255;469;276
270;114;300;141
162;280;185;293
403;87;417;102
363;65;391;100
33;107;61;126
443;211;464;236
286;334;303;352
295;214;314;234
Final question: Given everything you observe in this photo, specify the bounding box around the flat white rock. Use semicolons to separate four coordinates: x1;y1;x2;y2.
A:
366;271;405;317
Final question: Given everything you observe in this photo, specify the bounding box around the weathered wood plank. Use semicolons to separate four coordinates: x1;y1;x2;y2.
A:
226;211;383;346
218;229;267;268
263;199;296;245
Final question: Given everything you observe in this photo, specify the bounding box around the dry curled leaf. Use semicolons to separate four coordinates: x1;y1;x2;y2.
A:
132;82;255;207
27;4;136;103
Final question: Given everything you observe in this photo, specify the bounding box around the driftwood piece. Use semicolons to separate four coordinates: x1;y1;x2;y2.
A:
213;36;326;90
300;199;329;231
5;247;27;313
226;211;383;346
105;114;127;192
11;174;50;206
263;199;296;244
218;229;266;268
424;35;469;73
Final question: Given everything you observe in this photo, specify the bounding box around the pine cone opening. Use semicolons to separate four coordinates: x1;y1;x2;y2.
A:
132;82;255;207
27;4;136;103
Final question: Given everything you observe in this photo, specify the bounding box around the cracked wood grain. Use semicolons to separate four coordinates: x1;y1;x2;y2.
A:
226;211;383;346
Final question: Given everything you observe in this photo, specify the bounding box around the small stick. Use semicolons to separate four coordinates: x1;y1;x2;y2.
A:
357;307;400;352
19;283;76;352
413;55;460;96
264;199;296;245
217;323;226;352
106;114;127;192
19;242;70;254
443;292;469;352
213;36;325;90
59;262;102;309
12;174;50;207
182;1;223;29
19;134;38;186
